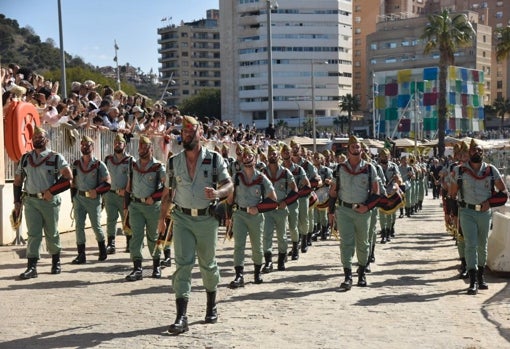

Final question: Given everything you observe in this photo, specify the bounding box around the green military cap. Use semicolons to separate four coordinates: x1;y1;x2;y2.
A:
379;148;390;156
182;115;199;130
322;149;330;157
114;133;126;143
82;135;94;144
267;144;279;154
348;135;360;145
33;126;47;136
221;143;229;151
243;146;255;157
290;139;299;148
460;141;469;153
139;135;152;145
280;143;291;153
235;143;244;154
469;138;479;151
453;143;461;155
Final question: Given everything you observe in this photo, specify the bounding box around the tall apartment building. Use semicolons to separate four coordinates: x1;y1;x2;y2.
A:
219;0;353;129
157;10;221;106
354;0;510;121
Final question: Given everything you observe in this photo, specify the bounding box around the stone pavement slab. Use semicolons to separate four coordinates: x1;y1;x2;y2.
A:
0;195;509;349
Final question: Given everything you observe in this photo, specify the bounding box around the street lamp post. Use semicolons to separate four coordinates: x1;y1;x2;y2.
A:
57;0;67;98
311;60;327;152
267;0;278;126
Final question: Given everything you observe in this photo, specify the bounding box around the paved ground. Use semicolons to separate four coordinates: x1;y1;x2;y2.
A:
0;194;509;349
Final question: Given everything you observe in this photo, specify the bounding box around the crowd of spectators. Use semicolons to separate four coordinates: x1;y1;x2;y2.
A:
1;63;275;151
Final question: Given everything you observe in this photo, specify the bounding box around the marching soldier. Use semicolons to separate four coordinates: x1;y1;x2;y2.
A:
378;148;402;244
261;144;297;272
124;135;166;281
450;139;508;295
103;133;133;254
158;116;233;333
227;146;277;288
14;126;73;279
399;155;415;218
290;140;321;252
281;144;304;260
311;152;333;241
71;136;111;264
328;135;379;291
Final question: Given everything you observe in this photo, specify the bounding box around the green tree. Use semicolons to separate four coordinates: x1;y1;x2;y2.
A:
179;88;221;119
275;119;288;139
421;9;475;157
338;94;360;135
495;25;510;62
492;97;510;131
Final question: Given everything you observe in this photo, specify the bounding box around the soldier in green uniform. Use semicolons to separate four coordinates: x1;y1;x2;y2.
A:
378;148;402;244
290;140;321;252
328;135;379;291
14;126;73;279
71;136;111;264
124;135;166;281
158;116;233;334
311;152;333;241
103;133;133;254
281;144;303;260
261;144;297;272
227;146;277;289
399;155;415;218
450;139;508;295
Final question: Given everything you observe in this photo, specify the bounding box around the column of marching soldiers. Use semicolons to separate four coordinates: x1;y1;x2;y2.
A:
17;123;499;333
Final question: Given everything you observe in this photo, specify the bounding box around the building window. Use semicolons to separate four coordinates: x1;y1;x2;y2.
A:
355;28;361;34
497;80;503;89
496;12;503;19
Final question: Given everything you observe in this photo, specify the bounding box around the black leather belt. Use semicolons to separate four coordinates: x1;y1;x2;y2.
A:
109;189;122;195
459;201;483;211
233;204;248;212
133;197;148;204
338;200;359;209
26;192;44;199
78;190;92;197
175;205;209;216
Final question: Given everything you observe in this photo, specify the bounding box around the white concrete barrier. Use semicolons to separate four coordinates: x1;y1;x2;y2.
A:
487;209;510;272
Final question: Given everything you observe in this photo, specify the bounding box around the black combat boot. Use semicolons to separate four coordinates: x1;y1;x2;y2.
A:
262;252;273;273
300;235;308;253
399;207;404;218
254;264;263;284
161;248;172;267
467;269;478;295
277;253;286;271
19;258;38;279
390;224;396;238
98;240;108;261
106;236;116;254
125;260;143;281
204;291;218;324
311;224;320;241
369;243;376;263
229;266;244;289
125;235;131;253
152;259;161;279
51;253;61;274
380;229;387;244
357;265;367;287
340;268;352;291
72;244;86;264
458;258;468;279
477;266;488;290
320;224;329;240
306;232;313;246
291;241;299;260
405;207;411;217
386;228;392;242
168;298;189;334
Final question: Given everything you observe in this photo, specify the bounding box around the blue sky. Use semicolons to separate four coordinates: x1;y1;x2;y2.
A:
2;0;219;74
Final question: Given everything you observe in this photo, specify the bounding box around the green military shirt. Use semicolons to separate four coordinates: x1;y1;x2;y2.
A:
167;147;229;209
130;157;165;199
16;149;68;194
105;153;133;191
73;157;109;191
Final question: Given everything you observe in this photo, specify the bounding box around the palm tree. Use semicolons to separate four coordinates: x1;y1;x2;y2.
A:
338;94;360;135
421;9;475;157
495;25;510;62
492;97;510;131
275;119;288;139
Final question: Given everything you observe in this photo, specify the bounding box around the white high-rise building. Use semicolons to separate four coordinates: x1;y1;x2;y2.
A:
220;0;353;131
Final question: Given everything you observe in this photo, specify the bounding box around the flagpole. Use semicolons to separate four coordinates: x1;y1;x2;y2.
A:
114;40;121;91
